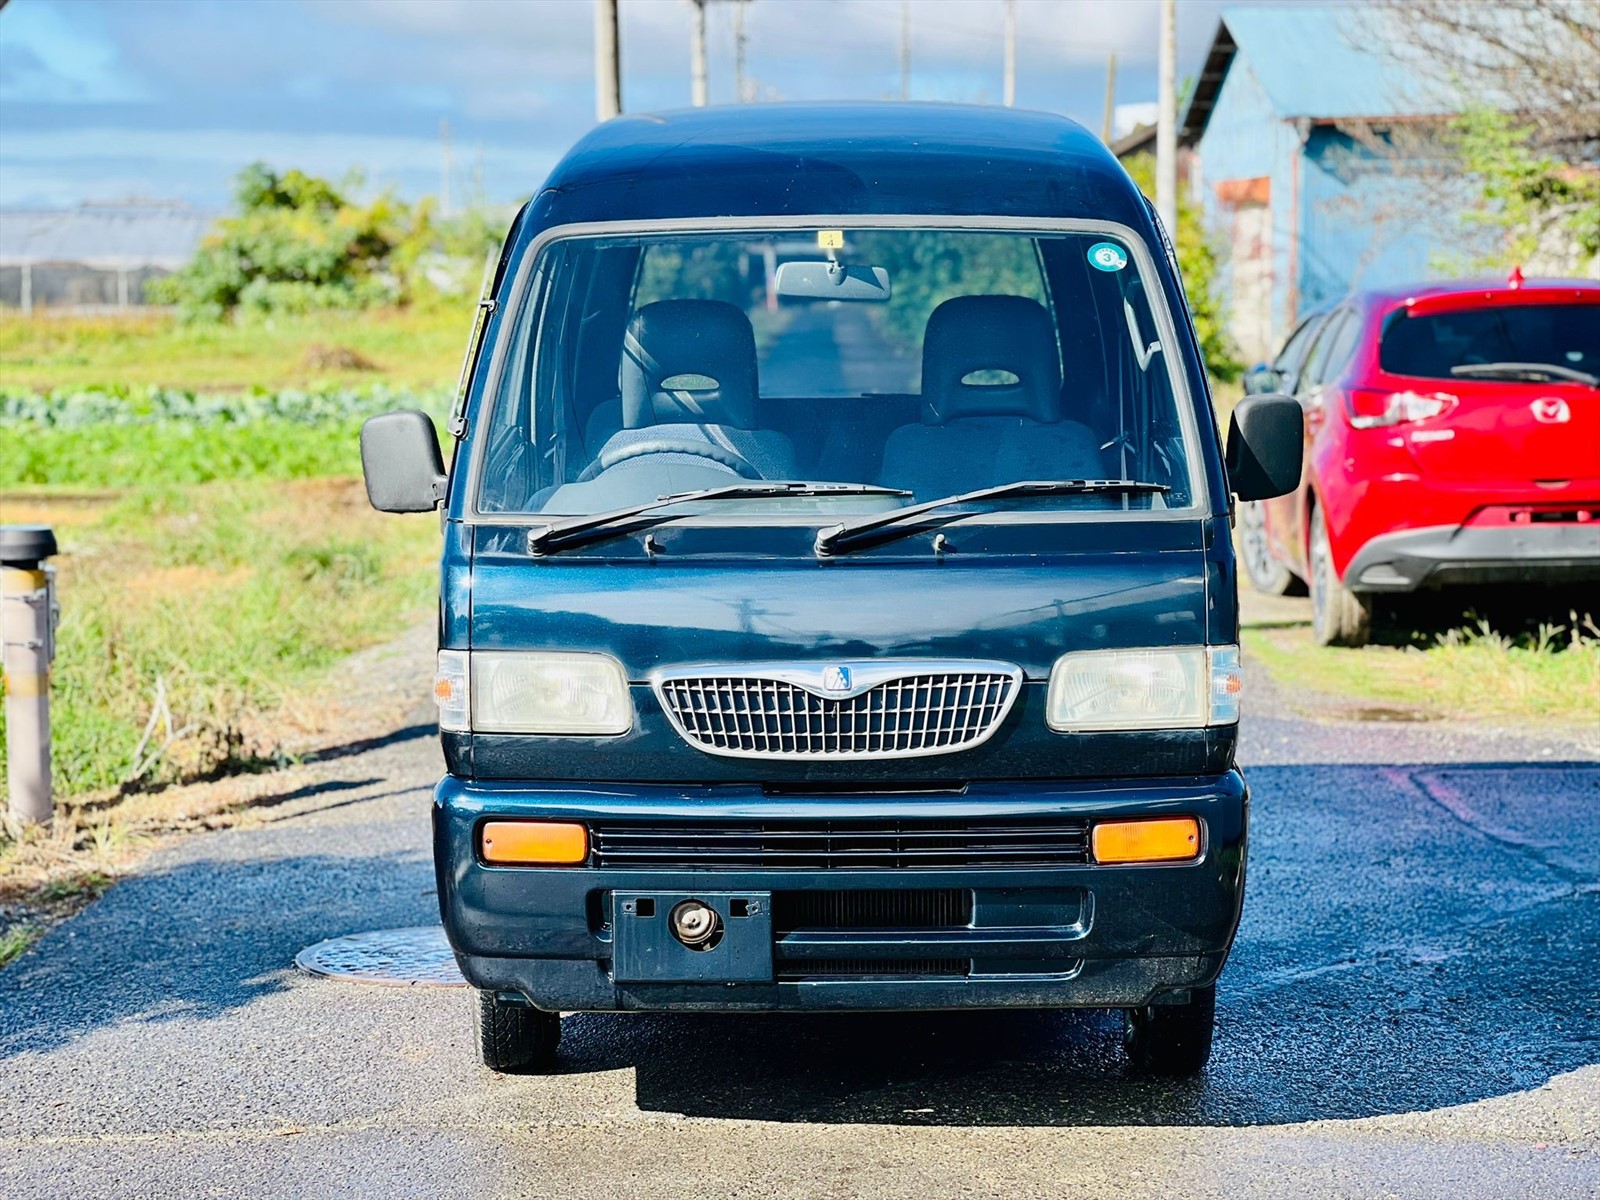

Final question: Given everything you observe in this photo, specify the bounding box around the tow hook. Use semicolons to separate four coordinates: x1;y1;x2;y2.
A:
669;899;723;950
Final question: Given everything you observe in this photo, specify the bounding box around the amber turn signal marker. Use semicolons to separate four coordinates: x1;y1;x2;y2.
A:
480;821;588;866
1091;817;1201;864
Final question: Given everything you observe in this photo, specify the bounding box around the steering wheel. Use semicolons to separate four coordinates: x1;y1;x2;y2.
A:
577;437;762;482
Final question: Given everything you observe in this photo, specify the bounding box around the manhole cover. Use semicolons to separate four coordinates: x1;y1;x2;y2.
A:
295;926;467;987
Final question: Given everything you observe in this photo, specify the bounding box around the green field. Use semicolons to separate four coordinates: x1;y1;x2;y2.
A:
0;305;467;393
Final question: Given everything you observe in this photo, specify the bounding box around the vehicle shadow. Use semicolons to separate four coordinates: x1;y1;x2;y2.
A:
549;758;1600;1126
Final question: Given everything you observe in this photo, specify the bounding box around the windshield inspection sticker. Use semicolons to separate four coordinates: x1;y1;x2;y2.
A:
817;229;845;249
1088;242;1128;272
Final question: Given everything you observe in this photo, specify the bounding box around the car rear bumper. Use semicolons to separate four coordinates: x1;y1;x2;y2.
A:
433;771;1247;1013
1344;521;1600;592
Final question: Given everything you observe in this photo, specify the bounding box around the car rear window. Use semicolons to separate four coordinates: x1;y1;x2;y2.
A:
1380;303;1600;380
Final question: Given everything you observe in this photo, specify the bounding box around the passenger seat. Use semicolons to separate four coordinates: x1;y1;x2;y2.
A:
878;296;1107;497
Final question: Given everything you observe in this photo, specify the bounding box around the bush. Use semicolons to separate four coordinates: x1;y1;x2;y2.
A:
148;163;503;321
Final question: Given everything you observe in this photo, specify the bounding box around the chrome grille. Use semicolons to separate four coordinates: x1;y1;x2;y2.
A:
653;662;1022;759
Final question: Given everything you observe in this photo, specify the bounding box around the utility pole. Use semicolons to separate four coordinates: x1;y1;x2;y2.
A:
899;0;910;100
690;0;709;107
439;118;453;218
1156;0;1178;240
1003;0;1016;107
733;0;748;102
595;0;621;121
1102;51;1117;142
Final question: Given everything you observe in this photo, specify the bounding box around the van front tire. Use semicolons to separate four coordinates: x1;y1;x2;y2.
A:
475;989;561;1073
1124;984;1216;1076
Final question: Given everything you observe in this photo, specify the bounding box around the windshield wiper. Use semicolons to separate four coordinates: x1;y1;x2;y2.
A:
1450;362;1599;387
526;482;911;555
814;479;1171;557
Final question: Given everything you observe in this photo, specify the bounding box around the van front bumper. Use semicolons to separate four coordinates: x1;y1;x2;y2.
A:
434;771;1247;1013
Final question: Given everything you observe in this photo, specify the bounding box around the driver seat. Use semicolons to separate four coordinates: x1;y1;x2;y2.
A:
587;300;798;481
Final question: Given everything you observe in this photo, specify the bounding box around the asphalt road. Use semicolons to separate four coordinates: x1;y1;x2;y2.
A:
3;679;1598;1198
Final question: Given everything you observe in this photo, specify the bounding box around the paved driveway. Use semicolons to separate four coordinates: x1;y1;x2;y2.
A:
3;687;1597;1198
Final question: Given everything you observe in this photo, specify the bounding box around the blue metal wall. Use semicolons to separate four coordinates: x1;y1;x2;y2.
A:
1196;54;1498;352
1298;126;1496;310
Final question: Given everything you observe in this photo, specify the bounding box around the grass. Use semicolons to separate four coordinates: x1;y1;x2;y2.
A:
0;480;440;796
0;479;439;966
0;305;468;393
1243;608;1600;726
0;922;39;969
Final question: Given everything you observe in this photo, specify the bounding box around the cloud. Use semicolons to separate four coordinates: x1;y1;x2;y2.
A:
1;0;1260;208
0;0;150;103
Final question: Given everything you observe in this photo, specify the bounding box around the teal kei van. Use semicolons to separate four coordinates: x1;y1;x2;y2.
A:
360;102;1303;1077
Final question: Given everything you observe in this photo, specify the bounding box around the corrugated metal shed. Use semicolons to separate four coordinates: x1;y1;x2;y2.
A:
1183;5;1449;144
0;202;213;270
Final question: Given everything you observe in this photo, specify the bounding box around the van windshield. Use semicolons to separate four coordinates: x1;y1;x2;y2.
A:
476;226;1198;516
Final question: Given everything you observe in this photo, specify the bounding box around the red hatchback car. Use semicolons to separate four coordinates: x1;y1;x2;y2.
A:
1237;277;1600;646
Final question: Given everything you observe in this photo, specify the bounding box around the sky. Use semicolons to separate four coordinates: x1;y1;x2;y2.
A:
0;0;1276;213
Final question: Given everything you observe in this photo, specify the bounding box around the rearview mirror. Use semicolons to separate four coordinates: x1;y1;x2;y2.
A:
1225;393;1303;501
360;410;447;513
774;261;891;303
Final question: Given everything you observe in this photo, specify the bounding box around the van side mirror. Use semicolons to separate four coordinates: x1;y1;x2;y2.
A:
360;410;448;513
1225;393;1303;501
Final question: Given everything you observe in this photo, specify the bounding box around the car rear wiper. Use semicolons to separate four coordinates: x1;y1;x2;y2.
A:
814;479;1171;557
525;482;911;555
1450;362;1599;387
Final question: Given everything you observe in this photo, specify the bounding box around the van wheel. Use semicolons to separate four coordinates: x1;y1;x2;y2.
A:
1310;507;1370;647
1237;501;1302;596
474;989;561;1073
1124;984;1215;1077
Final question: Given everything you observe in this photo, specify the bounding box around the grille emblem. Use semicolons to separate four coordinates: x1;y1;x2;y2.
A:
1532;397;1570;424
821;665;853;693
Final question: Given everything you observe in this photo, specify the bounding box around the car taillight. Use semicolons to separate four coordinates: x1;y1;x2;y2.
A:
1346;389;1455;429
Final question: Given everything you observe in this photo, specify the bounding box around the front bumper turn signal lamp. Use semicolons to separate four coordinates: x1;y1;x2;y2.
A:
1091;816;1201;865
480;820;588;866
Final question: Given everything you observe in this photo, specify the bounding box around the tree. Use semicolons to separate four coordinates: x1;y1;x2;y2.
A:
1366;1;1600;273
150;164;449;320
1124;151;1243;382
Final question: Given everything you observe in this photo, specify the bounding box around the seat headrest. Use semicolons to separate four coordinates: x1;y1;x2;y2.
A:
920;295;1062;424
621;300;758;430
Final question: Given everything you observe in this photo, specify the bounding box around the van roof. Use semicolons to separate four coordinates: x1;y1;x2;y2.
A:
533;102;1151;228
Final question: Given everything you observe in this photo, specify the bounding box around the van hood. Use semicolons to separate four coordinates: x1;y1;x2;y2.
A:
456;517;1236;783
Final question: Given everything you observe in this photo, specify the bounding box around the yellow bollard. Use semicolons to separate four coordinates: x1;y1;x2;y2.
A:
2;525;58;827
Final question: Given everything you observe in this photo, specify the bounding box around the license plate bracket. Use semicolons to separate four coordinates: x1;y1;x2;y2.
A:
612;891;773;983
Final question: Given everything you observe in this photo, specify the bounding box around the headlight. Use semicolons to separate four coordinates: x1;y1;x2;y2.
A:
438;650;632;735
1046;645;1241;732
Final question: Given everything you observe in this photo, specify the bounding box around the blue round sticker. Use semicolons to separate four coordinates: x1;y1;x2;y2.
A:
1088;242;1128;272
